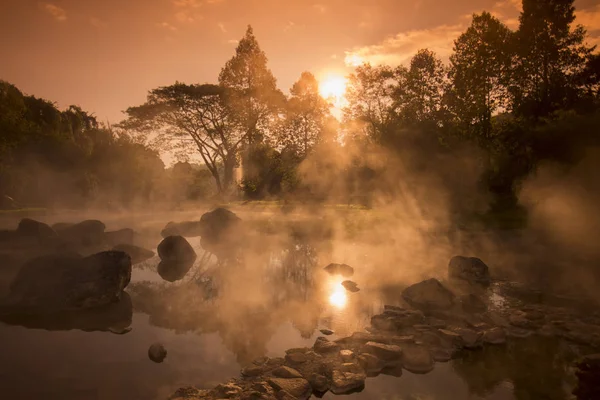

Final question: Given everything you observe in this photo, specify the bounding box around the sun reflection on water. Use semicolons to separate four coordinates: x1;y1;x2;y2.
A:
328;279;348;309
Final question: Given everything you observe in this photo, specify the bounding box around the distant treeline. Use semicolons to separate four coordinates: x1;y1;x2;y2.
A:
2;0;600;215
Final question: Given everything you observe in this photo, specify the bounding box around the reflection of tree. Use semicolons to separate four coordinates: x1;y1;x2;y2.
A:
452;336;578;399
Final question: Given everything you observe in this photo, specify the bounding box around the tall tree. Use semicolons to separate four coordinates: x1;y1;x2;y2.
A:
277;72;331;158
122;83;240;194
397;49;447;127
512;0;594;118
343;63;400;143
449;12;514;142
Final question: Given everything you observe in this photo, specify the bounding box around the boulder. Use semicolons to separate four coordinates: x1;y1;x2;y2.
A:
242;365;264;377
105;229;135;246
402;278;455;310
363;342;403;363
342;280;360;292
112;244;155;265
161;221;203;238
330;369;366;395
320;328;334;336
482;327;506;345
448;256;491;286
357;353;385;376
314;337;340;354
198;208;242;256
148;343;167;363
58;220;106;246
323;263;354;277
267;378;312;400
401;345;434;374
51;222;74;232
308;373;329;394
272;366;303;379
5;251;131;312
157;236;197;263
16;218;57;241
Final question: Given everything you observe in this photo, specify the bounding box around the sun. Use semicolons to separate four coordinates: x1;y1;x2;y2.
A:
319;74;347;102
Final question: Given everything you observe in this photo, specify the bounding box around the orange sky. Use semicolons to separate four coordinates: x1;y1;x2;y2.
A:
1;0;599;124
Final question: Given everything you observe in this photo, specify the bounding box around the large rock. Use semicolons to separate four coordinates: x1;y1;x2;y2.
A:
112;244;155;265
17;218;57;241
448;256;491;286
157;236;197;263
363;342;403;363
267;378;312;400
330;369;366;395
105;229;135;246
402;278;455;310
5;251;131;312
57;220;106;246
401;345;434;374
148;343;167;363
459;293;488;313
198;208;242;256
314;336;340;353
323;263;354;277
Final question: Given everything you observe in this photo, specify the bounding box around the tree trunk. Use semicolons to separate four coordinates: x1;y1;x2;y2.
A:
223;153;237;192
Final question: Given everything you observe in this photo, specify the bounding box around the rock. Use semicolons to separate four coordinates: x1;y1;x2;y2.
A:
357;353;385;376
198;208;242;257
363;342;403;362
308;373;329;394
342;280;360;292
314;337;340;354
323;263;354;277
272;366;303;379
506;326;533;338
454;328;483;349
402;278;455;310
112;244;155;264
157;260;195;282
161;221;203;238
267;378;312;400
448;256;491;286
460;294;488;313
320;328;334;335
105;229;135;246
16;218;57;241
330;369;366;395
148;343;167;363
574;354;600;400
214;382;243;398
285;352;308;364
401;345;434;374
169;387;210;399
242;365;264;377
58;220;106;246
158;235;197;263
340;349;354;362
6;251;131;312
51;222;74;232
482;327;506;344
370;314;397;332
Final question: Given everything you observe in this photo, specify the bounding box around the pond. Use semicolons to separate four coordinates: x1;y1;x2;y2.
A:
0;212;590;400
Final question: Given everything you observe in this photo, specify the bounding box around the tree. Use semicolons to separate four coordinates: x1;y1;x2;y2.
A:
512;0;595;118
218;26;284;159
343;63;400;143
449;12;514;143
277;72;332;158
122;83;240;194
397;49;447;127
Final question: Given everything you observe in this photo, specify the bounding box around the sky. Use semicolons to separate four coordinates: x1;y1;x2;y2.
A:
1;0;600;125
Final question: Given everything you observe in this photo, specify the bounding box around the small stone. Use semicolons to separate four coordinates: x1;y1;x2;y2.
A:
314;337;340;354
214;382;243;398
308;373;329;393
272;366;303;379
342;280;360;292
430;347;452;362
357;353;385;376
330;370;366;395
363;342;403;362
320;329;334;335
401;346;434;374
340;362;363;374
251;382;274;394
148;343;167;363
455;328;483;349
267;378;312;400
340;349;354;362
267;357;285;366
482;327;506;345
285;352;307;364
242;365;264;377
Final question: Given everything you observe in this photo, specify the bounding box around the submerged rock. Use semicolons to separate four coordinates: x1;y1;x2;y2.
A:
402;278;455;310
267;378;312;400
448;256;491;286
157;235;197;264
57;220;106;246
342;280;360;293
17;218;57;241
330;369;366;395
323;263;354;277
161;221;203;238
198;208;242;257
5;251;131;312
401;345;434;374
105;229;135;246
113;244;155;264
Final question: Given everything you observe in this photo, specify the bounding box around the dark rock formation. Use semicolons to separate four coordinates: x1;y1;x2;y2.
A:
402;278;455;310
157;235;197;264
323;263;354;277
161;221;203;238
198;208;242;257
105;228;135;246
148;343;167;363
448;256;491;286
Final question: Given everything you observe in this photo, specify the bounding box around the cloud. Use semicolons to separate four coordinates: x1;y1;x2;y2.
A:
157;22;178;32
313;4;326;14
90;17;107;28
344;24;464;67
227;39;239;45
284;21;295;32
172;0;201;7
175;11;197;23
576;4;600;47
41;3;67;22
218;22;227;32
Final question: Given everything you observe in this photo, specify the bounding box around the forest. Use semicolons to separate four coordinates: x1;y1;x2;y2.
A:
1;0;599;224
